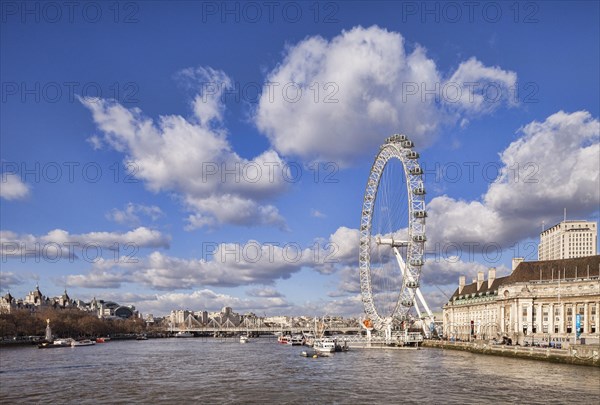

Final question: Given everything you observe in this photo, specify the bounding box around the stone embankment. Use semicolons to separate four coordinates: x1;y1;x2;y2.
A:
422;340;599;367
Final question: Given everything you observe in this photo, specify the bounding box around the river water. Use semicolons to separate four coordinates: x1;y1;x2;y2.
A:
1;338;598;404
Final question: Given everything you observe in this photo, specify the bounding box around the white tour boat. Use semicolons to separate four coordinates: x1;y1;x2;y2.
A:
175;331;194;338
313;337;335;355
71;339;96;347
53;338;74;346
289;335;305;345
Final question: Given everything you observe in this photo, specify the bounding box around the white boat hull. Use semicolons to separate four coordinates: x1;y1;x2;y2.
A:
71;340;96;347
313;338;336;354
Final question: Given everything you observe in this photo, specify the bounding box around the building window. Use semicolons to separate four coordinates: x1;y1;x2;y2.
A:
567;326;572;333
543;325;548;333
523;325;528;335
555;325;559;333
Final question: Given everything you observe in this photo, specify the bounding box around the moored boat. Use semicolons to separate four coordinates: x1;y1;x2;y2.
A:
303;333;315;347
300;349;319;358
71;339;96;347
53;338;74;346
38;338;73;349
175;331;194;338
277;335;291;344
239;335;249;343
289;335;305;345
313;338;335;355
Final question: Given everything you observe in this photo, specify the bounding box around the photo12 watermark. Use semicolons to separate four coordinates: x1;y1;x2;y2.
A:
400;81;539;105
201;241;339;264
1;161;140;184
400;1;540;24
198;80;339;104
425;240;540;264
421;161;540;184
0;160;340;185
200;161;339;184
1;1;140;24
1;81;139;104
1;241;140;264
200;1;340;24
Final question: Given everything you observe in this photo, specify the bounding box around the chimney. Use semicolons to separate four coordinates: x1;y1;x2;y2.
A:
512;257;524;271
488;267;496;289
477;271;484;290
458;276;466;294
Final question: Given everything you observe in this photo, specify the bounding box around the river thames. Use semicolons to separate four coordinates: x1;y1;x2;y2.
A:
1;338;599;404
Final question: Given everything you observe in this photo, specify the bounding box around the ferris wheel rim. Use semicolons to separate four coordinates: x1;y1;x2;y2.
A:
358;134;426;330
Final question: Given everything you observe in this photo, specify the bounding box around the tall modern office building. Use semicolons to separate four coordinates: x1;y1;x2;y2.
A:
538;220;597;261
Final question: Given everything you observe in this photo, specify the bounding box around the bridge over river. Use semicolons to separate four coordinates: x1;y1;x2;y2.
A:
167;326;363;335
165;326;424;346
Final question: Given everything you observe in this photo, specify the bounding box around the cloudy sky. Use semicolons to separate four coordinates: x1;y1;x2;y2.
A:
1;1;599;317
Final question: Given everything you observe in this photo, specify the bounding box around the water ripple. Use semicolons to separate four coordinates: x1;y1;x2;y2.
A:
1;339;598;404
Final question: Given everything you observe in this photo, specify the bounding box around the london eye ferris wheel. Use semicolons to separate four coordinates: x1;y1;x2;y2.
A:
359;134;428;333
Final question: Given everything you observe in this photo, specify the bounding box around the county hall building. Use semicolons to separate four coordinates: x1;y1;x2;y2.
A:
443;253;599;346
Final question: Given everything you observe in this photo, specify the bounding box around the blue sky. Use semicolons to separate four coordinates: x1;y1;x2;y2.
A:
1;1;599;317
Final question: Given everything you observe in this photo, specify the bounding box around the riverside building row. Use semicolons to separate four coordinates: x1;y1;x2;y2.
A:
0;284;140;319
443;255;600;345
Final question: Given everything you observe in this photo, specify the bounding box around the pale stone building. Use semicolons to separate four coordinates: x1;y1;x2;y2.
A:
0;287;136;318
23;284;48;307
443;255;600;346
207;307;241;328
170;309;192;325
0;292;16;314
538;220;597;260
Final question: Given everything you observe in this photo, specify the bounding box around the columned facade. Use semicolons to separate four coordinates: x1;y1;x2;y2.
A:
443;256;600;345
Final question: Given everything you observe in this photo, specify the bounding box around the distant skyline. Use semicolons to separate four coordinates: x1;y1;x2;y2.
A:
1;1;599;316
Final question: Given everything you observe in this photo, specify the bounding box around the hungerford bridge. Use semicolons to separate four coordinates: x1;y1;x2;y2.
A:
166;315;424;345
166;315;363;335
169;325;361;335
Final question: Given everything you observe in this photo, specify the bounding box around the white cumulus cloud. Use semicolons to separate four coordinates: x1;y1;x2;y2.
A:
1;227;170;261
1;173;30;200
427;110;600;248
80;67;288;230
106;203;164;226
255;25;517;165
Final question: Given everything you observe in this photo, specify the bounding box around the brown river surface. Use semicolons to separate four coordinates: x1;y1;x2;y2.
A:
1;338;599;404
